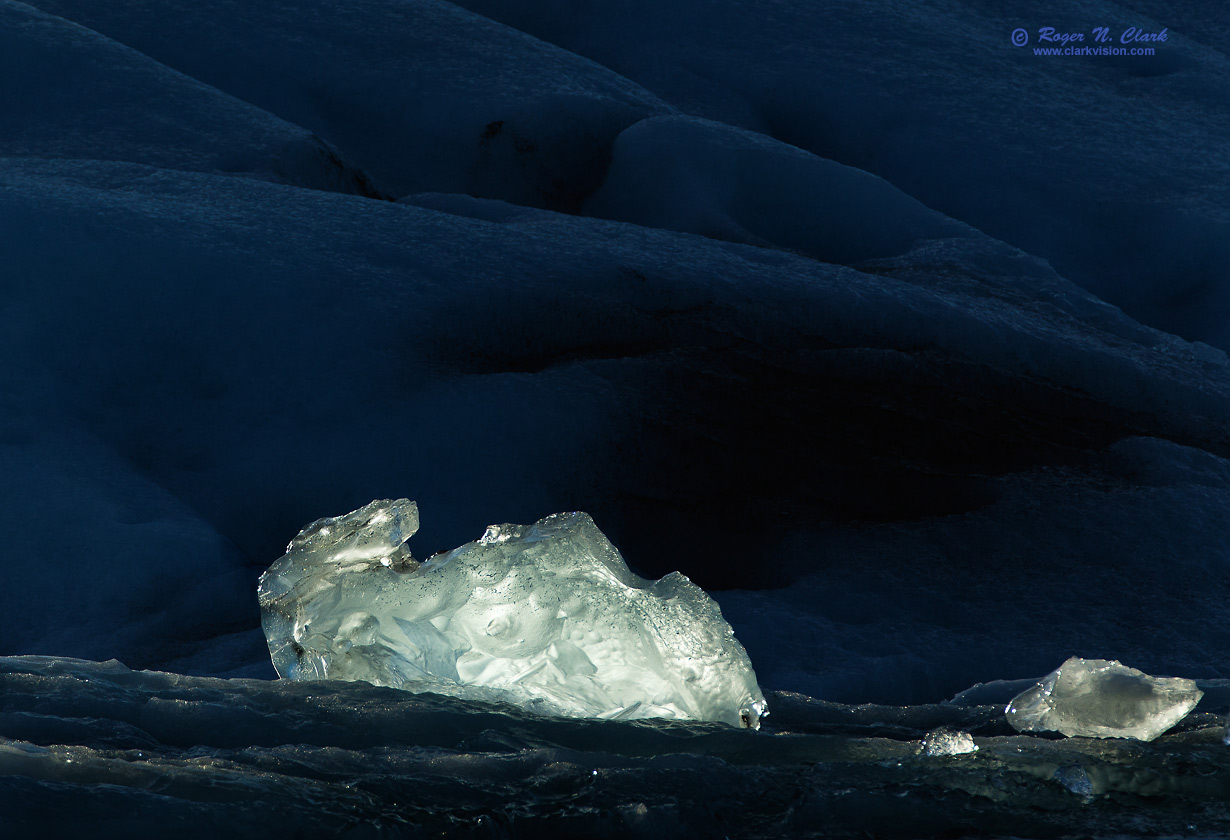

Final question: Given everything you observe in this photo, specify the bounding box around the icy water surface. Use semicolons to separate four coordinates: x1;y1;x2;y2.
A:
2;657;1228;838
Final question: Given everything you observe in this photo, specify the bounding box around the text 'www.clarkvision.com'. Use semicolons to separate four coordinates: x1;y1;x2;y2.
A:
1010;26;1168;56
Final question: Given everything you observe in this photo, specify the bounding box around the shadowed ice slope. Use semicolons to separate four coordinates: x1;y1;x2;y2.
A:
24;0;672;206
3;155;1230;700
584;115;968;264
451;0;1230;348
0;0;377;195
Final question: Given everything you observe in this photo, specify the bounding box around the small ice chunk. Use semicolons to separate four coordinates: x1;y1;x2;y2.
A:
258;499;767;728
1005;657;1202;741
920;728;978;756
1052;765;1095;798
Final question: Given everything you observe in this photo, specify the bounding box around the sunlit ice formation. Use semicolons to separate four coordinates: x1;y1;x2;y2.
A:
259;499;767;728
1006;656;1203;741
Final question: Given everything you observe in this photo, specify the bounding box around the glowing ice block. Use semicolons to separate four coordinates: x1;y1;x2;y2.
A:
1005;657;1201;741
258;499;767;728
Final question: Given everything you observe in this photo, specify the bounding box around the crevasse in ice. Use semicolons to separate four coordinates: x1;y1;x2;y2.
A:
258;499;767;728
1005;656;1202;741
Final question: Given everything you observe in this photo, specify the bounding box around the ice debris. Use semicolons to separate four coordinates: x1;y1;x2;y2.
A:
1005;657;1202;741
1052;765;1096;798
920;728;978;756
258;499;767;728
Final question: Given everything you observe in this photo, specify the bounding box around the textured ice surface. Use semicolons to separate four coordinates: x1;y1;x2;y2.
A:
0;1;374;194
259;500;766;728
4;656;1230;839
455;0;1230;349
585;115;964;264
26;0;669;202
1006;657;1203;741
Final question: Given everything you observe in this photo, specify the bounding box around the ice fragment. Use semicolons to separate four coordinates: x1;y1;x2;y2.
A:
1052;765;1095;798
920;728;977;756
258;499;767;728
1005;657;1202;741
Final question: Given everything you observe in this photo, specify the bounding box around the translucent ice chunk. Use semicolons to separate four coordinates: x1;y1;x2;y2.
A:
920;728;977;756
258;499;767;728
1005;657;1202;741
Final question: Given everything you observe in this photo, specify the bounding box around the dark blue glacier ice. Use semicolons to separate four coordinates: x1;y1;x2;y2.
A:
453;0;1230;349
25;0;671;203
0;0;373;193
5;0;1230;834
585;114;966;263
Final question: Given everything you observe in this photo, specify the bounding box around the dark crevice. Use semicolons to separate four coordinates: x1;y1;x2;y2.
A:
418;286;1211;588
